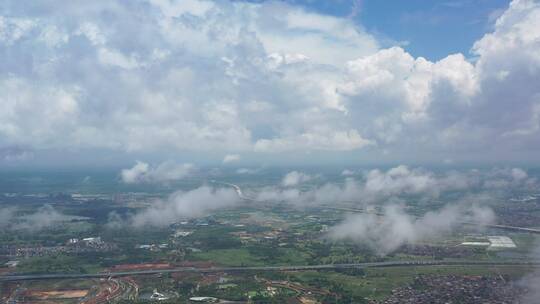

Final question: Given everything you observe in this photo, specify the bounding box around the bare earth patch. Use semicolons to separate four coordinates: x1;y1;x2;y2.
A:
29;290;89;299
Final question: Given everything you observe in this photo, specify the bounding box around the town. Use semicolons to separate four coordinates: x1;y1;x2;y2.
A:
1;174;539;303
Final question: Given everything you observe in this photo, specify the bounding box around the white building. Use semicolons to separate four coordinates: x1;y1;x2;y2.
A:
487;236;517;249
189;297;219;302
82;237;102;245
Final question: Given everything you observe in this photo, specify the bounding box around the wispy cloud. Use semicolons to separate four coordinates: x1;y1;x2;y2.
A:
282;171;314;187
121;161;195;184
223;154;241;164
348;0;362;18
328;203;495;255
1;205;72;231
126;186;240;228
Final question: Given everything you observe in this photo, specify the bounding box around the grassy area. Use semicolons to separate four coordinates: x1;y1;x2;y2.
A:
192;248;266;266
191;245;312;267
17;255;103;274
23;278;97;291
291;264;534;301
273;248;311;264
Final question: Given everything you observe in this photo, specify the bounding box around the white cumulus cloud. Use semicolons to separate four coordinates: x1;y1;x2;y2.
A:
0;0;539;162
282;171;314;187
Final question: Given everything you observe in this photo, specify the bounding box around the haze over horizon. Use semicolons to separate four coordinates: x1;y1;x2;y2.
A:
1;0;540;167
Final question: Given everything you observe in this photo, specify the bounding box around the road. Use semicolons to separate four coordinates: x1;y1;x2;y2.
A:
461;222;540;234
210;180;252;201
2;260;539;282
79;277;138;304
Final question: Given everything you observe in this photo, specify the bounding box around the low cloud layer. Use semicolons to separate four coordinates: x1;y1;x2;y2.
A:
16;205;72;231
341;169;355;176
236;167;261;175
363;166;441;199
121;161;195;184
0;205;71;231
0;147;33;162
127;186;240;227
281;171;314;187
253;165;536;255
0;207;15;228
328;203;495;255
82;165;540;260
257;165;535;206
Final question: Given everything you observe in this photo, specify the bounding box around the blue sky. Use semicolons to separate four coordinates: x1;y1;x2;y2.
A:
270;0;512;60
359;0;510;59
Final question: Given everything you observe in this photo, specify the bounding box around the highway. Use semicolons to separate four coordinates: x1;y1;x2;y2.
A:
461;222;540;234
2;260;539;282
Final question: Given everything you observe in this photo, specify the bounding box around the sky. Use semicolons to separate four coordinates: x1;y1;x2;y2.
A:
292;0;511;59
1;0;540;168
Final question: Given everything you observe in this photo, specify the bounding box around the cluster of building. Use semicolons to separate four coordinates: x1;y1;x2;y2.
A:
375;275;524;304
496;196;540;227
397;245;475;259
230;228;286;244
0;236;114;258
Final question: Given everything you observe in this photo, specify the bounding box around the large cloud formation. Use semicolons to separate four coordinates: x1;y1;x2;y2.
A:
0;0;539;161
